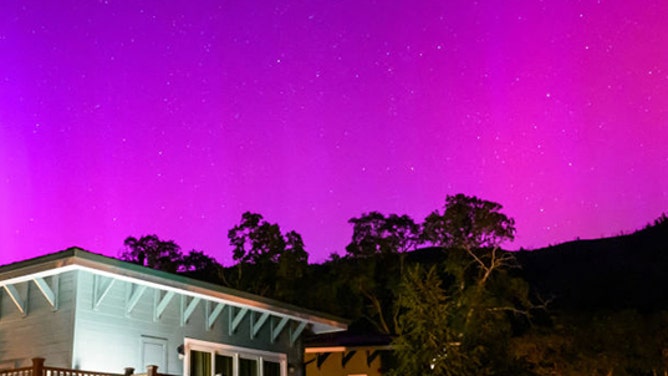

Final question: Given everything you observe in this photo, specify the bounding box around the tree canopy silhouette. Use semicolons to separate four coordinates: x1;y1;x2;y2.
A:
121;234;184;273
120;234;221;278
346;211;421;257
392;194;530;375
226;212;308;298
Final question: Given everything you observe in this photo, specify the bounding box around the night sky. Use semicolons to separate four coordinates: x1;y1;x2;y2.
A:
1;0;667;265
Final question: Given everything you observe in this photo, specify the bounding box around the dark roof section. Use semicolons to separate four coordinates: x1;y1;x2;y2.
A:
304;329;393;350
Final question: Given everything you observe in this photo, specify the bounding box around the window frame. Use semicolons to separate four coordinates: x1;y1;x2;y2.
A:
184;338;287;376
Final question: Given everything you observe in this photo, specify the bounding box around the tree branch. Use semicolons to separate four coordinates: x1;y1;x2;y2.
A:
359;283;392;334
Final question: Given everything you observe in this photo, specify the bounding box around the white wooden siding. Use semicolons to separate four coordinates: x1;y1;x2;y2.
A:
72;271;303;376
0;272;76;368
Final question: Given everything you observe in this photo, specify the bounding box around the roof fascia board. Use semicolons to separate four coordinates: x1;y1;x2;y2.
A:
0;252;347;332
304;345;394;353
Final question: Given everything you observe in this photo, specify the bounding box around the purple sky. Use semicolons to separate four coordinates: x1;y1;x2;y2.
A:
1;0;667;265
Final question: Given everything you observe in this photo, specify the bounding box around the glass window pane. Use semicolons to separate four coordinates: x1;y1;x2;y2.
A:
190;350;211;376
262;360;281;376
239;358;257;376
215;354;233;376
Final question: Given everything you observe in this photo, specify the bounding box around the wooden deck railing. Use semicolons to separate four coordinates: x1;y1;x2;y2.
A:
0;367;32;376
0;358;166;376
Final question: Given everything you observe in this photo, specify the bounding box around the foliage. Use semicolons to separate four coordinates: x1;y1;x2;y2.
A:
181;250;222;280
115;198;668;375
295;254;368;319
340;212;422;334
392;258;533;374
422;193;516;250
226;212;309;298
228;212;286;264
121;234;184;273
391;265;469;376
391;194;530;374
511;310;668;375
275;230;309;302
121;235;222;279
349;254;402;334
346;212;421;257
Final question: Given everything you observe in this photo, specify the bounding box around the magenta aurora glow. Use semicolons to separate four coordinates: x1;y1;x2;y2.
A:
1;0;667;265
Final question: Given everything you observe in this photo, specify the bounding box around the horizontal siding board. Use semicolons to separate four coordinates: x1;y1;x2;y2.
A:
0;268;309;376
73;270;302;375
0;271;76;368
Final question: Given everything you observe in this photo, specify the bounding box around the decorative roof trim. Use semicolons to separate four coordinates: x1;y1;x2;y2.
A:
0;248;348;333
304;345;394;353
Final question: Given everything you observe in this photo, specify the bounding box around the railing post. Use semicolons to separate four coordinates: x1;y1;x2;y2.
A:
31;358;45;376
146;365;158;376
124;368;135;376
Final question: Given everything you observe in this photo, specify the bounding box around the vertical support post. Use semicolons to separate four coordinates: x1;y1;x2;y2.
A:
32;358;45;376
147;365;158;376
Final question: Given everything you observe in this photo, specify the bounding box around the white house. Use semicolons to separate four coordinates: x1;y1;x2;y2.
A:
0;249;347;376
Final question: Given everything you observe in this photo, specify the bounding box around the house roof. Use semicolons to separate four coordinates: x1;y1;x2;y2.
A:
0;248;348;334
304;329;393;353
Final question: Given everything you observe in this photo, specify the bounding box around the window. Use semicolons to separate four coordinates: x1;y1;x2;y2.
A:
185;338;286;376
190;350;211;376
262;360;280;376
215;354;233;376
238;358;257;376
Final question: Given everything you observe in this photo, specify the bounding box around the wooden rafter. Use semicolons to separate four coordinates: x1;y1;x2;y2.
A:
290;320;308;345
181;296;201;326
342;351;357;368
206;301;225;330
366;350;381;367
271;317;289;343
3;284;26;316
229;306;248;335
33;275;58;310
250;311;270;339
154;290;175;320
93;275;115;310
316;353;330;369
126;283;147;315
0;252;347;335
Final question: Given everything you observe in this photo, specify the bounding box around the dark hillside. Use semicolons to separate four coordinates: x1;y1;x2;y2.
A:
516;216;668;311
201;217;667;320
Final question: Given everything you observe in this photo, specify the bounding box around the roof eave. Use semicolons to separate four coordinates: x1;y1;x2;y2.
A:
0;248;348;333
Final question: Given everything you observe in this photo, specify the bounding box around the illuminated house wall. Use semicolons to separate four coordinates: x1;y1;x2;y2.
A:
0;249;347;376
0;270;76;368
303;331;392;376
304;351;384;376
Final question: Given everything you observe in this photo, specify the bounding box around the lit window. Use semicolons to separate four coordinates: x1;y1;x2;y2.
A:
185;338;286;376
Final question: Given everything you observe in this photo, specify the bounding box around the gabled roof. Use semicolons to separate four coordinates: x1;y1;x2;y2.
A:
0;248;348;334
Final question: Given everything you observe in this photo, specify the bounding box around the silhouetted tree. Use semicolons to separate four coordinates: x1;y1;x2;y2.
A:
423;194;518;287
121;234;184;273
275;230;309;302
229;212;286;264
227;212;309;298
181;250;222;281
392;194;530;375
340;212;421;334
422;193;515;250
346;212;421;257
121;235;222;281
391;265;472;376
